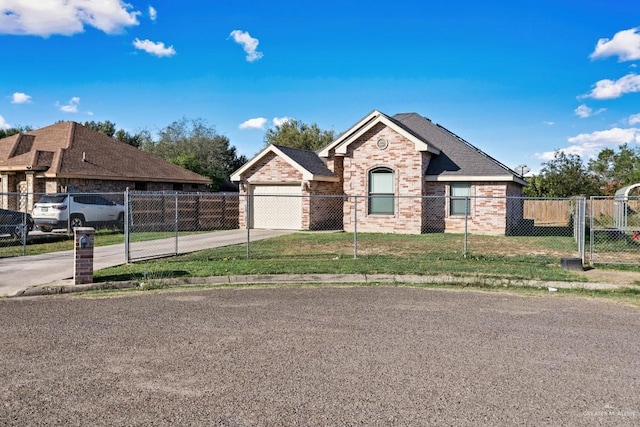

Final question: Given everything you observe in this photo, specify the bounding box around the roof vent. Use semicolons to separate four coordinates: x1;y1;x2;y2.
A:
376;138;389;150
82;152;87;162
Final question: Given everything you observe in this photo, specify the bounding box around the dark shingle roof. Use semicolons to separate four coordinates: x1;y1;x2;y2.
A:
392;113;520;178
274;144;335;177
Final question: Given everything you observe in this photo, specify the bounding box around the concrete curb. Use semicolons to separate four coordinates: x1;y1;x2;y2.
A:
11;273;632;298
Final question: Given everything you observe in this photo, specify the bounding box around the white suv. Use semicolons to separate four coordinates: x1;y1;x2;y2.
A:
32;194;125;232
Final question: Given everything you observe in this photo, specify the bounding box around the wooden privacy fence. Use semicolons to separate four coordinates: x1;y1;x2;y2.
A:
130;193;239;232
523;198;639;225
523;199;573;225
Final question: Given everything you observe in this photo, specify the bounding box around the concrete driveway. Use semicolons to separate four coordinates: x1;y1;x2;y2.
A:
0;229;293;297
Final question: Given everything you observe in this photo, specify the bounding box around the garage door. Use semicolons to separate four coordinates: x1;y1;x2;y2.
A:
251;185;302;230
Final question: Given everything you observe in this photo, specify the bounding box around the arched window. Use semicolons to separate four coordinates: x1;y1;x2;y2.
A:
368;167;395;215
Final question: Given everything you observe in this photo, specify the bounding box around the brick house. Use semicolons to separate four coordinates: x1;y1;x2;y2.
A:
0;121;211;211
231;110;526;235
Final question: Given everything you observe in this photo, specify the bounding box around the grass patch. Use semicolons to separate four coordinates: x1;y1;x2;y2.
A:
95;232;585;283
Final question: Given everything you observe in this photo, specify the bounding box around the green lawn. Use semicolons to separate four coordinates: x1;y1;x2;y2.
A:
95;232;586;283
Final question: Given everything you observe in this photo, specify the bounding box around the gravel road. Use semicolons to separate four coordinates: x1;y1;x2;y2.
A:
1;286;639;426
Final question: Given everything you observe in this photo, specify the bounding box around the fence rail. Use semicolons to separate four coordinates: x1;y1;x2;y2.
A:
2;191;639;266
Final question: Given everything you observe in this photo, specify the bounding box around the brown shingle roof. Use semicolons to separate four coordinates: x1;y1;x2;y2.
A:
0;122;211;184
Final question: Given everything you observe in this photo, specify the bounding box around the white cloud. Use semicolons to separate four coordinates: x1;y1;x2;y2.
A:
536;127;640;161
0;114;11;129
590;27;640;62
57;97;80;113
239;117;267;130
542;121;555;126
133;38;176;57
229;30;263;62
574;104;605;118
582;73;640;100
629;113;640;125
0;0;140;37
148;6;157;21
273;116;294;127
11;92;31;104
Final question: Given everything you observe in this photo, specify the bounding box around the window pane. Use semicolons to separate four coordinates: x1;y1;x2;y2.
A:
370;195;394;214
451;198;469;216
451;183;470;197
370;171;394;193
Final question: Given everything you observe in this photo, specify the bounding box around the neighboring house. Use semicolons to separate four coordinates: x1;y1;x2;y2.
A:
0;121;211;211
231;110;527;235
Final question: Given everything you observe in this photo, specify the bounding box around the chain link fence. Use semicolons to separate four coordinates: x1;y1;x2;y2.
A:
590;196;640;265
6;190;638;267
125;191;239;261
240;194;586;265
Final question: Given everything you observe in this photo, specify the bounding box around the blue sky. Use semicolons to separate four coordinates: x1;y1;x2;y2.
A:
1;0;639;173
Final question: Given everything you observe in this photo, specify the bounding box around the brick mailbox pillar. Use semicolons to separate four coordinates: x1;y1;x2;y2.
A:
74;227;95;285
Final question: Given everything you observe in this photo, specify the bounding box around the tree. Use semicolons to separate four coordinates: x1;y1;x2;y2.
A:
83;120;116;137
142;117;246;191
114;128;150;149
522;174;548;197
83;120;149;148
524;151;602;197
0;125;32;139
264;119;334;151
588;144;640;194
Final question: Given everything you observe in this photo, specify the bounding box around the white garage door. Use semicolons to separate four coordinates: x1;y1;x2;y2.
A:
251;185;302;230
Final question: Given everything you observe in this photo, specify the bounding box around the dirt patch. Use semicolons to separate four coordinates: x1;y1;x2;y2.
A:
576;268;640;285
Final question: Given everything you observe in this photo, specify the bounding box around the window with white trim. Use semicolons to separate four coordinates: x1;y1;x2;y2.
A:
450;183;471;216
368;167;395;215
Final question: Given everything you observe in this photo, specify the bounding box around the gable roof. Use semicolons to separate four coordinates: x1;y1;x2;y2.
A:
392;113;525;184
231;144;338;182
0;122;211;184
317;110;440;158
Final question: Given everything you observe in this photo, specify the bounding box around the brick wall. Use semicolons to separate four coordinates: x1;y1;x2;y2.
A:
423;183;447;232
52;178;206;193
73;227;94;285
307;181;343;230
441;182;514;235
1;174;18;210
341;123;431;234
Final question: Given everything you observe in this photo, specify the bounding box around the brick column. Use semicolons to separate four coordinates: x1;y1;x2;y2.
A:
74;227;95;285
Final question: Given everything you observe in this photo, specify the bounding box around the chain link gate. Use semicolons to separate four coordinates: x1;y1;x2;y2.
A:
589;195;640;266
125;191;240;262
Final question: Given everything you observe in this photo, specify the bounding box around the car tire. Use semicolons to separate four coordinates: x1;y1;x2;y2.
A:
39;226;53;232
70;214;85;229
11;225;28;240
116;213;125;231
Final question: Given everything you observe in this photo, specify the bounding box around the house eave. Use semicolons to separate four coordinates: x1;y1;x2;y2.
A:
307;175;341;182
231;144;336;182
318;110;382;157
0;166;48;172
43;172;211;185
425;175;527;186
319;110;440;157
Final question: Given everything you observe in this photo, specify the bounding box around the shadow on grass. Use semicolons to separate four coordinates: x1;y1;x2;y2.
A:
532;226;573;237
